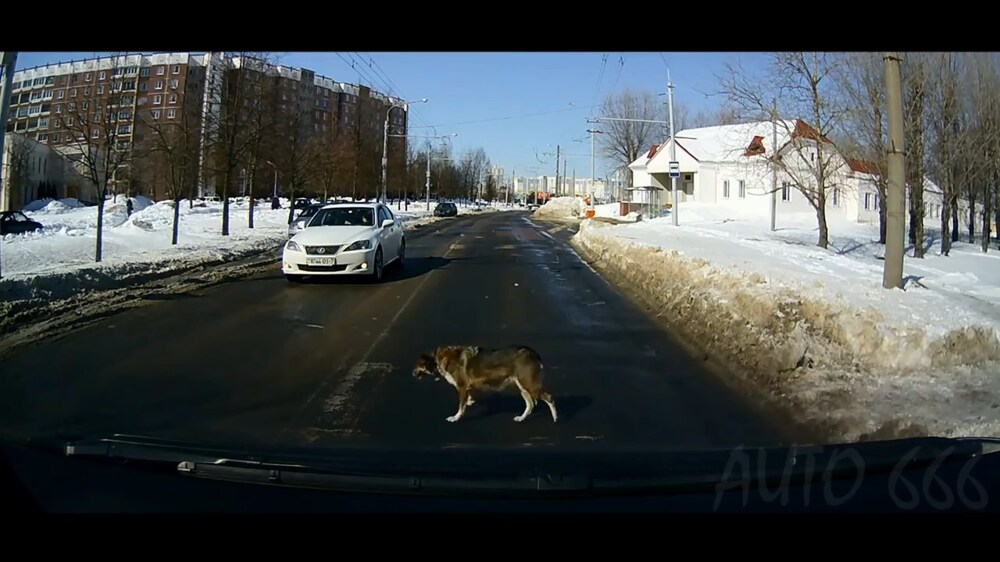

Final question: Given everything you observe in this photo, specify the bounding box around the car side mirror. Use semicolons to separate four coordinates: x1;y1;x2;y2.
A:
382;219;395;228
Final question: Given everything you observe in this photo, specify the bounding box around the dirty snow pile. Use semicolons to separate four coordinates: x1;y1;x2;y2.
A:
1;196;290;303
532;196;586;220
571;201;1000;442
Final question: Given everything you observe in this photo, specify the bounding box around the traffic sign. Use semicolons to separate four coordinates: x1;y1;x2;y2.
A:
669;161;680;179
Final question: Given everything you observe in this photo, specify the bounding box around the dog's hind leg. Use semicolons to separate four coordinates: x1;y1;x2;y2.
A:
513;380;536;422
538;391;558;423
447;387;470;423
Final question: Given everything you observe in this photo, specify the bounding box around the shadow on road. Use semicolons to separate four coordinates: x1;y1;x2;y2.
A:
286;256;453;286
463;393;592;422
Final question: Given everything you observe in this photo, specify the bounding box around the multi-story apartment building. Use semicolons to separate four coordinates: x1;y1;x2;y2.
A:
5;52;409;202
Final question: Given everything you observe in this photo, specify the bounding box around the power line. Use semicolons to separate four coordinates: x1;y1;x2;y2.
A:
412;103;599;129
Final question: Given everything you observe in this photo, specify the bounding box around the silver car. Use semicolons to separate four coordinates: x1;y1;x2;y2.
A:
288;204;324;237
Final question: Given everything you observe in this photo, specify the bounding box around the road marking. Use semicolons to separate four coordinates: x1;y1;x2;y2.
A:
321;361;392;417
495;244;516;250
304;323;324;329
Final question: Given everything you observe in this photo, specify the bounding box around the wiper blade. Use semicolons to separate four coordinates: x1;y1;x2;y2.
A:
58;434;1000;498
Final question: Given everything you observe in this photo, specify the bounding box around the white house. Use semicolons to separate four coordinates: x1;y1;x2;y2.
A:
628;119;944;228
1;132;97;211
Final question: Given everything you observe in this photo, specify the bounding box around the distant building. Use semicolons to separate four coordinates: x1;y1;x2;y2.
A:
7;52;409;202
1;131;96;211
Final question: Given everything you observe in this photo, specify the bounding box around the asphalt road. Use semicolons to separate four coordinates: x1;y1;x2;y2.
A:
0;210;812;452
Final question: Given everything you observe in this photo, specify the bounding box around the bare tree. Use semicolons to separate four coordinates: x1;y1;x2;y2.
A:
596;89;661;187
242;68;275;229
720;52;849;249
839;52;889;243
969;53;1000;252
926;52;966;256
266;83;313;224
903;52;929;258
59;51;135;262
204;52;277;235
307;129;348;203
139;77;202;245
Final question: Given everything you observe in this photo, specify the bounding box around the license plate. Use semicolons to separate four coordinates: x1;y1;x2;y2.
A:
307;257;336;266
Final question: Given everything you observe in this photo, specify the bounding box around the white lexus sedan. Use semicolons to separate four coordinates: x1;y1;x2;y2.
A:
282;202;405;283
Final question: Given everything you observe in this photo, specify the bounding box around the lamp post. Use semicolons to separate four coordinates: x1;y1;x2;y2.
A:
382;97;427;205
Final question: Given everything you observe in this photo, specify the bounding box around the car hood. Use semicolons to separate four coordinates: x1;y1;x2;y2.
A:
291;225;378;246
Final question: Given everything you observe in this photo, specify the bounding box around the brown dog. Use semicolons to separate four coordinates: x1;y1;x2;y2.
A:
412;345;558;423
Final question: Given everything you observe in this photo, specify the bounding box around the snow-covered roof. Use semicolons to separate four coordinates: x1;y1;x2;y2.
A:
667;120;797;163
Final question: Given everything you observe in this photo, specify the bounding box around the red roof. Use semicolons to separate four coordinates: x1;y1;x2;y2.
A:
846;157;879;175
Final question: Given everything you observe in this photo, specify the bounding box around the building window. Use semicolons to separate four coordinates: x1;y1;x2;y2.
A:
172;65;181;74
59;76;67;86
33;77;45;86
71;88;77;97
155;80;164;90
168;94;177;104
82;101;89;110
37;133;48;142
140;68;150;77
832;187;840;206
99;71;106;80
57;90;65;100
152;109;161;119
738;180;746;198
118;110;131;120
153;94;162;105
139;83;148;92
97;85;105;95
722;180;730;198
65;116;73;126
55;104;62;114
169;79;178;89
166;109;176;119
85;73;92;81
84;87;90;96
781;182;790;201
118;124;131;134
42;89;53;100
29;105;41;115
51;133;60;143
156;66;165;75
92;128;100;138
39;118;49;129
30;91;42;101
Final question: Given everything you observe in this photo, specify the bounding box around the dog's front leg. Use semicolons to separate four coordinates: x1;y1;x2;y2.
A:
447;387;469;423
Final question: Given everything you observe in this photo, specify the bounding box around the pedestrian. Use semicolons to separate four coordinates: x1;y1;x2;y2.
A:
126;198;133;217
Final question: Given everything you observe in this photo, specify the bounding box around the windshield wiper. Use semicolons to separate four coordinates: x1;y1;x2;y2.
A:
58;433;1000;498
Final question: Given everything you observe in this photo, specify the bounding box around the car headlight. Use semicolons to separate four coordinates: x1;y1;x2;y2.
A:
286;240;303;252
343;239;372;251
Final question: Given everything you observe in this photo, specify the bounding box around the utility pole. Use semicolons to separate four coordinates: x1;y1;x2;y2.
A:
883;51;906;290
667;71;679;226
572;169;576;198
770;98;778;232
555;145;560;198
563;160;567;197
0;51;18;280
425;148;431;211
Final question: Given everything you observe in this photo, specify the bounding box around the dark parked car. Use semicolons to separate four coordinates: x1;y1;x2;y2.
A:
0;211;43;236
434;202;458;217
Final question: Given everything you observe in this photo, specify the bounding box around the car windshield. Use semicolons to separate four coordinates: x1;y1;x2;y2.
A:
310;206;374;227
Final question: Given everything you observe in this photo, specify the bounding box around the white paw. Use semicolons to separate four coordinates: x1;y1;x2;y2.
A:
446;415;460;422
466;398;475;406
514;415;526;422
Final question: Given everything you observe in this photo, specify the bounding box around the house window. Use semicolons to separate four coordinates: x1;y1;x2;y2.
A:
169;79;178;89
156;66;165;75
166;108;176;119
172;65;181;74
722;180;730;198
168;94;177;104
141;68;151;77
152;109;161;119
832;187;840;206
153;94;162;105
85;73;92;81
738;180;746;199
155;80;164;90
99;71;106;80
781;182;790;201
57;90;65;100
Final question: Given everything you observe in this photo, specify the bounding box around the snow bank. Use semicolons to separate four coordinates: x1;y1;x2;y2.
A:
571;206;1000;443
532;196;585;220
0;198;291;338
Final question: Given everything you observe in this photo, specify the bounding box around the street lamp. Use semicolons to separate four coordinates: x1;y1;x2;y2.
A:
382;97;428;205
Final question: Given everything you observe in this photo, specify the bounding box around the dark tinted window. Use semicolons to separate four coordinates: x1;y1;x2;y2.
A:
311;207;375;227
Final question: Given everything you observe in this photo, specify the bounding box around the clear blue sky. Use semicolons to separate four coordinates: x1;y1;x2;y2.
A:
13;51;767;180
